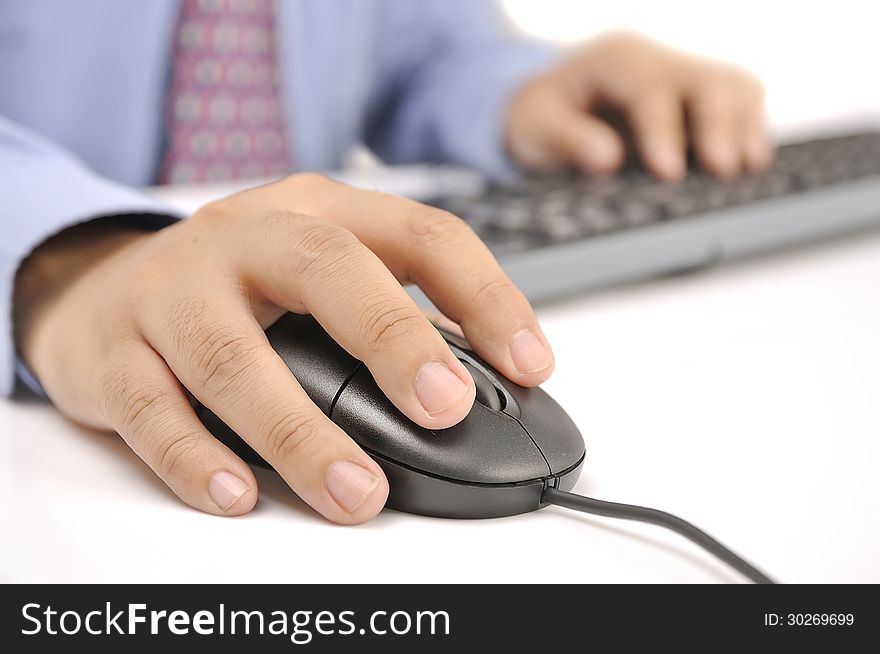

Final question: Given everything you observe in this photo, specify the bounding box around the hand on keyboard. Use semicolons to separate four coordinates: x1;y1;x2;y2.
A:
504;32;773;180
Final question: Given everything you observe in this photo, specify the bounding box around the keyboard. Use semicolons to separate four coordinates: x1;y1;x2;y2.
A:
427;131;880;303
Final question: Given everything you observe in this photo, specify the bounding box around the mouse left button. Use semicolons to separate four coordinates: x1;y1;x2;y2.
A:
265;313;361;415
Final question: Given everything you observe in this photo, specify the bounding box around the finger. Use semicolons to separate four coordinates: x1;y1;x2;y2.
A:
538;101;626;174
272;178;554;388
235;210;477;429
687;82;744;178
627;89;687;180
137;294;390;524
98;341;258;516
743;123;773;173
741;91;774;172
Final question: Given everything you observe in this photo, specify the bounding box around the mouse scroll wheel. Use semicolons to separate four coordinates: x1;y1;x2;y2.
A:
461;361;504;411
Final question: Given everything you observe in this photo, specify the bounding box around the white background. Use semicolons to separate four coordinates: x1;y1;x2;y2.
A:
2;1;880;583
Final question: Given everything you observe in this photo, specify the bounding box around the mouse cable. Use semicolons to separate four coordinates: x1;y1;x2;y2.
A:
541;487;776;584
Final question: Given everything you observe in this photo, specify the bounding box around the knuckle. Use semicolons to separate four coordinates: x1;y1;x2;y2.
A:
358;296;430;353
691;82;737;116
602;29;643;49
699;67;763;102
96;345;205;479
98;364;144;431
167;295;210;338
470;276;519;311
638;85;675;108
406;207;471;249
191;198;238;228
130;254;172;290
98;366;164;429
289;221;362;280
166;298;260;394
260;209;315;248
120;383;170;434
154;431;202;479
591;30;645;60
262;407;323;462
260;208;312;236
97;366;200;479
281;171;337;193
192;327;261;395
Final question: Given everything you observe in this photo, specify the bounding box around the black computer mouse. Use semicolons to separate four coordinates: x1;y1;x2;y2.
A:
195;313;586;519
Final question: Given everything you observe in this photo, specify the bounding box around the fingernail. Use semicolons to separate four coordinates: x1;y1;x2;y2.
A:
208;471;251;511
326;460;381;514
510;329;553;375
414;361;469;415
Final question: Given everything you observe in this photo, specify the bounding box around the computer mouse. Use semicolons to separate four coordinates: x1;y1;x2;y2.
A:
195;313;586;519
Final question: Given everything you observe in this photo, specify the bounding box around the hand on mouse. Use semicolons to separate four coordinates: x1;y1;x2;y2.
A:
505;31;773;180
13;173;554;523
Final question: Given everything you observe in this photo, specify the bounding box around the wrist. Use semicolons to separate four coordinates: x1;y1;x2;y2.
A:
13;218;152;366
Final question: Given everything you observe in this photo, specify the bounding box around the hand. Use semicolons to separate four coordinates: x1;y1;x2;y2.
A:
13;174;554;523
506;31;773;180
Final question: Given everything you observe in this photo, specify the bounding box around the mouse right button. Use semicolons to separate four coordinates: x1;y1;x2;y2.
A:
504;383;585;475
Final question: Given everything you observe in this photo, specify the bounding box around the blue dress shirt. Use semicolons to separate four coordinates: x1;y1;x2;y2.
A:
0;0;558;396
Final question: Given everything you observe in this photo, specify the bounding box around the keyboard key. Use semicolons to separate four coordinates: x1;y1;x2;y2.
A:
541;215;584;240
618;200;660;226
575;203;617;232
495;204;532;230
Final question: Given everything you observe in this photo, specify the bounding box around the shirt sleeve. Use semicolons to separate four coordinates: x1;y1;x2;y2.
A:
0;115;181;397
365;0;561;179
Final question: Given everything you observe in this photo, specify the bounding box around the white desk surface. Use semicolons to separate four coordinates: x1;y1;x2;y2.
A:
4;173;880;584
